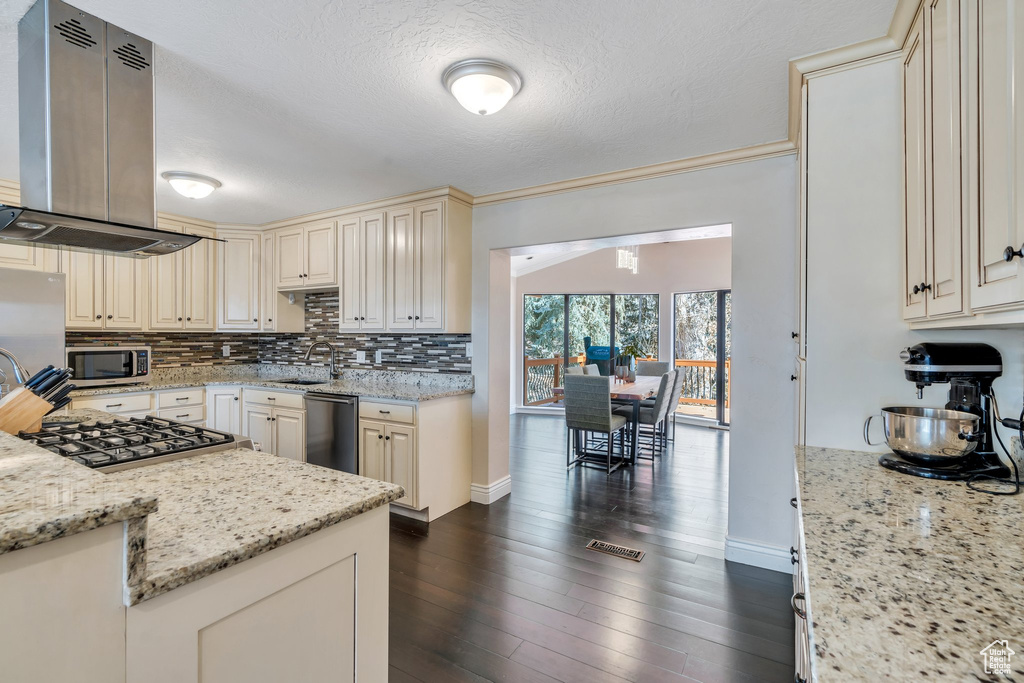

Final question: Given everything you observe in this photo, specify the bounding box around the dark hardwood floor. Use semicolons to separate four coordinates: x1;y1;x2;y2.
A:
389;414;794;682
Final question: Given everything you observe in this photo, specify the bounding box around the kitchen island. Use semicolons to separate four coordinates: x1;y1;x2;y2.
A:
794;446;1024;682
0;408;403;683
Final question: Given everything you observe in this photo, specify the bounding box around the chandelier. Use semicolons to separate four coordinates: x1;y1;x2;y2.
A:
616;245;639;274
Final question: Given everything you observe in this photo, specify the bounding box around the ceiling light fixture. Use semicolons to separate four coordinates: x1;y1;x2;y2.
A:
616;245;639;275
442;59;522;116
161;171;222;199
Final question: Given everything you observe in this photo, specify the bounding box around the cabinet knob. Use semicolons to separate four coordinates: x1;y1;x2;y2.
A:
790;374;798;381
233;397;238;401
1004;245;1024;262
107;314;112;319
177;317;183;321
415;315;420;320
253;318;258;322
359;316;364;320
268;318;272;322
790;546;799;565
378;434;383;439
385;435;390;441
96;314;102;319
272;417;276;422
408;316;412;320
911;282;931;295
186;317;191;321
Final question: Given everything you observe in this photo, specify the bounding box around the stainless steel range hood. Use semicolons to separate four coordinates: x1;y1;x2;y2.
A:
0;0;201;257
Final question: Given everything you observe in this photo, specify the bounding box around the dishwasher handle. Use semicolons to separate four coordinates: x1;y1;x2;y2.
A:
305;393;356;405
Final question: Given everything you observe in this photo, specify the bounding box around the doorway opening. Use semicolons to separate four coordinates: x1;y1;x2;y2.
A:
673;289;731;426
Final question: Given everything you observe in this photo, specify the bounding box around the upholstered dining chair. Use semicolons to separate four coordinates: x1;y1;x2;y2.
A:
563;374;631;474
583;364;601;376
614;371;674;460
636;361;670;376
565;365;584;376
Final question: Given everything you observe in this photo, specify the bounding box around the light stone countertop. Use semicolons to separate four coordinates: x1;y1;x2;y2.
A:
0;408;404;605
796;446;1024;682
69;367;475;402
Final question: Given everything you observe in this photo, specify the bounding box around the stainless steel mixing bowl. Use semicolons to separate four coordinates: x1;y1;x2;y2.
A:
863;406;980;463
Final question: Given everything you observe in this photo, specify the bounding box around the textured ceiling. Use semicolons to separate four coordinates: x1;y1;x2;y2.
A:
0;0;897;224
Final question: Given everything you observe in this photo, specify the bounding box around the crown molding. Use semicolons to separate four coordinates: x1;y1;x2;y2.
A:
156;211;218;229
470;139;797;208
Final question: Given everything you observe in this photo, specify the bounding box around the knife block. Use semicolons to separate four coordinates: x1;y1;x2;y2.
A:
0;387;53;435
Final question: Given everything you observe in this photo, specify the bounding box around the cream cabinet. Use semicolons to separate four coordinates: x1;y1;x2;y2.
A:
150;220;216;331
339;212;386;331
240;389;305;461
385;199;470;333
259;231;304;333
274;221;337;291
64;251;145;330
0;243;59;272
206;386;242;434
902;1;965;321
968;0;1024;311
217;231;260;331
356;394;471;521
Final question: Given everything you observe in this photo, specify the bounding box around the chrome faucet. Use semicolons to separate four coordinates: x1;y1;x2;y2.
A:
304;341;341;380
0;347;29;384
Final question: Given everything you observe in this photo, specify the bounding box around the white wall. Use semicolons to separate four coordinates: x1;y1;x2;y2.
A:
472;155;798;568
804;58;1024;453
511;239;732;406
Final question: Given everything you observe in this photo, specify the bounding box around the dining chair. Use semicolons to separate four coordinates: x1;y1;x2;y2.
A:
636;361;670;376
614;371;674;461
565;365;584;376
583;364;601;376
563;374;631;474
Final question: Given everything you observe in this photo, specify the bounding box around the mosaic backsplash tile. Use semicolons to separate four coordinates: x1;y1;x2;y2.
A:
66;292;472;374
66;331;261;367
260;292;472;374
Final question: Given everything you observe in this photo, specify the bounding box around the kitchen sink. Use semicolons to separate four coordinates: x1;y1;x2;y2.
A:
273;378;327;385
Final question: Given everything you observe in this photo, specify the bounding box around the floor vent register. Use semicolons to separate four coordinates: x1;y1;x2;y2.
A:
585;539;645;562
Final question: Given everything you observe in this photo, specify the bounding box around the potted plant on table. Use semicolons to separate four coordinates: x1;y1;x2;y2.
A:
617;343;646;382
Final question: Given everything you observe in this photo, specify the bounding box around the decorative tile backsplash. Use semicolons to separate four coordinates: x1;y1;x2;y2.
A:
66;331;261;367
259;292;472;374
66;292;472;374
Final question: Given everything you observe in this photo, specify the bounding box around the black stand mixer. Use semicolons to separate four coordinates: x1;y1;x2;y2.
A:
879;342;1012;480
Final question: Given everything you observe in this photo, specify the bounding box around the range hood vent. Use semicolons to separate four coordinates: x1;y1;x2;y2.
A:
5;0;201;258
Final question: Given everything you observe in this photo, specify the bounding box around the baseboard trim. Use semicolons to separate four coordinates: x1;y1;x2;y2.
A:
470;475;512;504
725;536;794;574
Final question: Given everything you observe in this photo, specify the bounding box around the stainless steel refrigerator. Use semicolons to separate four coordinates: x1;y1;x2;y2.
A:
0;267;66;384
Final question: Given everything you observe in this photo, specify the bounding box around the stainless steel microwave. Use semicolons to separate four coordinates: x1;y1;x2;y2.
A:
65;346;151;387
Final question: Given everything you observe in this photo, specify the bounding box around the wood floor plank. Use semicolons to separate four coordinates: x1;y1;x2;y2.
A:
390;416;794;683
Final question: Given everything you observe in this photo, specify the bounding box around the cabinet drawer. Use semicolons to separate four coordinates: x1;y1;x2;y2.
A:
74;393;153;414
359;400;414;424
242;388;304;409
158;406;206;423
157;388;205;408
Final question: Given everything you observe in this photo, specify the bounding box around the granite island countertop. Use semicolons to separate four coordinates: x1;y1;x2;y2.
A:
0;408;404;605
796;446;1024;682
69;367;475;402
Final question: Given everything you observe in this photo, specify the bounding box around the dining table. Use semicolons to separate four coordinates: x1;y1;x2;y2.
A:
554;374;661;465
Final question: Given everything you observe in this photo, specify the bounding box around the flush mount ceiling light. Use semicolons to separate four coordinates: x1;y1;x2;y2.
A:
161;171;222;199
442;59;522;116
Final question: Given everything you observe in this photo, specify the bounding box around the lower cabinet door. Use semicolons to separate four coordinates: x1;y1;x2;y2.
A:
386;424;416;507
207;388;241;433
274;408;305;462
358;420;386;482
243;403;274;454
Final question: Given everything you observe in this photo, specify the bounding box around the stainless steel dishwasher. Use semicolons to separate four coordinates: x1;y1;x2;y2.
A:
304;393;359;474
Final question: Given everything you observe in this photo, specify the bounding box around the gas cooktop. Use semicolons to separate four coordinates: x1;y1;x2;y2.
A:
19;416;248;472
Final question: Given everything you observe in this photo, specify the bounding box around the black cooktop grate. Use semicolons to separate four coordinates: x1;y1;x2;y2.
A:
19;416;235;469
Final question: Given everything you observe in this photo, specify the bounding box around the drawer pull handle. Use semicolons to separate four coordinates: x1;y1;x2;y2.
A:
106;403;122;408
176;414;190;418
176;397;188;401
268;397;276;401
791;593;806;619
379;410;390;414
790;497;797;509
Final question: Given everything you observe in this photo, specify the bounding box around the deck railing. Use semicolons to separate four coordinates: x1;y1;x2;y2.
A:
522;356;730;408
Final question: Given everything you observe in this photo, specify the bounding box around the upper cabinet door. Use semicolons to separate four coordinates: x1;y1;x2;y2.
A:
150;220;184;330
0;243;57;272
275;227;305;289
338;216;362;331
970;0;1024;309
903;11;929;320
63;251;104;329
103;255;144;329
183;225;216;330
361;212;387;331
261;233;277;331
924;0;964;317
219;233;260;330
304;221;337;287
386;207;416;330
415;201;444;330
